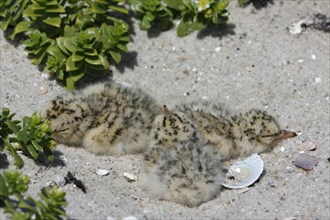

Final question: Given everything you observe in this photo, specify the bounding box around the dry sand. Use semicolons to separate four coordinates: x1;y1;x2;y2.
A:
1;1;329;219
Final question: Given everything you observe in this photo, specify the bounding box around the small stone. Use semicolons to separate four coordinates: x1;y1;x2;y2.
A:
123;216;137;220
96;169;109;176
315;77;321;84
39;86;48;95
214;47;221;52
123;172;137;182
178;53;186;61
294;153;320;171
41;73;51;79
182;69;189;76
297;141;316;151
311;54;316;60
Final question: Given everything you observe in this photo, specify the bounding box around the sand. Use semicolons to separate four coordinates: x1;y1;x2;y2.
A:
1;1;329;219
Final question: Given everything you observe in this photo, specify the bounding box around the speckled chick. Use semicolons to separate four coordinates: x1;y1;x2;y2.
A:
138;106;224;207
176;101;296;161
44;82;162;155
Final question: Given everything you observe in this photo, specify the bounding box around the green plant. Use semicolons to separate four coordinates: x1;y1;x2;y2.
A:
129;0;174;31
0;0;129;90
46;23;129;90
238;0;251;7
0;170;67;219
130;0;229;36
0;108;57;168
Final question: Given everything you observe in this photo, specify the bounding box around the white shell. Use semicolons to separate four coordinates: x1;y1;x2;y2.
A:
222;154;264;189
96;169;109;176
123;172;137;182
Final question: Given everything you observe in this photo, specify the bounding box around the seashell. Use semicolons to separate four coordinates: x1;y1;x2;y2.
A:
294;153;320;170
123;172;137;182
96;169;109;176
222;154;264;189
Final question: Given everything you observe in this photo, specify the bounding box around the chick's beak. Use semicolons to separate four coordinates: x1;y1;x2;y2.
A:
273;130;297;142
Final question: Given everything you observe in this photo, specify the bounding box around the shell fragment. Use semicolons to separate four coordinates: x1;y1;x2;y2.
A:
294;153;320;170
123;172;137;182
96;169;109;176
222;154;264;189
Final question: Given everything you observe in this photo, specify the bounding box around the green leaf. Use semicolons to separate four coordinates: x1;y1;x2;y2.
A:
16;130;30;144
66;56;82;71
56;38;70;56
63;38;80;53
31;140;43;152
109;51;121;64
9;21;31;40
27;144;39;159
177;16;195;37
5;142;24;168
116;44;128;52
108;5;129;14
43;17;62;28
47;45;66;59
72;52;84;62
5;121;20;133
85;55;109;68
0;175;9;197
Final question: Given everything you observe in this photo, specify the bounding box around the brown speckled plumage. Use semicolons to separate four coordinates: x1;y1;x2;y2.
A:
45;82;162;155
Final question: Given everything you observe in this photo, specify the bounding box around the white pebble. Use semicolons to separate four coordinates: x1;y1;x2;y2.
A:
96;169;109;176
41;73;51;79
297;59;304;63
214;47;221;52
311;54;316;60
315;77;321;84
123;172;137;182
192;67;197;73
280;147;285;152
123;216;137;220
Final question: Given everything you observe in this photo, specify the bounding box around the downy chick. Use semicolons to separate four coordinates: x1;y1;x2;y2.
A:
45;82;162;155
138;105;224;207
176;101;296;161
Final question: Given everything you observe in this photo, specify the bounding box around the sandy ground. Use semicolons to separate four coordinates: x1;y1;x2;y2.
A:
1;1;329;219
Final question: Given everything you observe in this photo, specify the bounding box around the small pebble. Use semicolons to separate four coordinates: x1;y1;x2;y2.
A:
39;86;48;95
315;77;321;84
96;169;109;176
293;153;320;170
123;172;137;182
41;73;51;79
311;54;316;60
123;216;137;220
297;141;316;151
214;47;221;52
